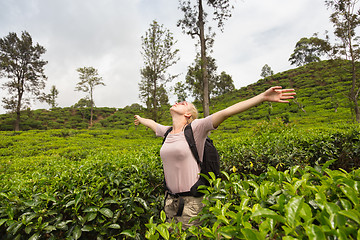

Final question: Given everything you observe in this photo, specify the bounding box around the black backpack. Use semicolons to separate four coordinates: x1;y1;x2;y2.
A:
162;123;220;197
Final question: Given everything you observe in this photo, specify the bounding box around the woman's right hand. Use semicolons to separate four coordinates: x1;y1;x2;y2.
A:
133;115;157;132
134;115;141;126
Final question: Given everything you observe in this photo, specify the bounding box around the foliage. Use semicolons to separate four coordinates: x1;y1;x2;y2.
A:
139;20;179;122
0;59;358;131
0;129;163;239
0;31;48;131
213;120;360;174
260;64;274;78
0;107;119;131
146;165;360;239
39;85;59;108
325;0;360;122
75;66;105;127
209;59;360;128
186;56;235;102
213;71;235;96
185;56;219;101
1;123;359;239
173;81;188;102
288;35;331;66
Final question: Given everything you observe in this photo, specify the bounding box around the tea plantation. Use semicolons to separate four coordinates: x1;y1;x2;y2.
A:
1;60;360;239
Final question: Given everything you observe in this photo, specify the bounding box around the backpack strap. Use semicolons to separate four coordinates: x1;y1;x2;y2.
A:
162;127;173;145
184;124;202;167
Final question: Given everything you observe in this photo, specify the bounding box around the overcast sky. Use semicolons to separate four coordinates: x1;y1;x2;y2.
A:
0;0;335;114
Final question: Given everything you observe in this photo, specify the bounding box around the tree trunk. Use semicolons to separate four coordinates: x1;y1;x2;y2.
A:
152;78;158;122
90;88;93;127
350;54;360;123
15;86;23;131
15;110;20;131
354;97;360;123
198;0;210;117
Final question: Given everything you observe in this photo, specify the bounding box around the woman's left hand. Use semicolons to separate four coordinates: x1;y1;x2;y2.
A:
262;86;296;103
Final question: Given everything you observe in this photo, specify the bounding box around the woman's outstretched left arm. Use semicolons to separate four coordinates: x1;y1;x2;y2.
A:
211;86;296;128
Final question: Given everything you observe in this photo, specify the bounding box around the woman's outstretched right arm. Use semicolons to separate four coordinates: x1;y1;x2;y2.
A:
134;115;158;133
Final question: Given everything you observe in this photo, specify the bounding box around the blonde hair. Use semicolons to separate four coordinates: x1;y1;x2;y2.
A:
187;103;198;122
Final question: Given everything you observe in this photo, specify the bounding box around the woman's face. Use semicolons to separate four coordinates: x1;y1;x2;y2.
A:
170;101;191;115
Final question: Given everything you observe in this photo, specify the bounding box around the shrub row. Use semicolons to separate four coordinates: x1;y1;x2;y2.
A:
0;147;163;239
1;124;360;239
214;121;360;175
146;164;360;239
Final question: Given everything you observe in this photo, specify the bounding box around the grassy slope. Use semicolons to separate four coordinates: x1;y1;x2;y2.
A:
0;60;359;131
209;60;358;131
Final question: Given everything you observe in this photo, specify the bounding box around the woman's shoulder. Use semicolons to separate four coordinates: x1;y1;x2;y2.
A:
191;115;214;131
156;124;172;137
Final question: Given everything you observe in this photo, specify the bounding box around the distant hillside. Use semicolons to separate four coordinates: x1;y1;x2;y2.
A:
0;105;143;131
208;59;359;131
0;60;359;131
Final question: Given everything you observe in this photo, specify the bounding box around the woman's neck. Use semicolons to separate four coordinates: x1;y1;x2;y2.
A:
171;115;188;134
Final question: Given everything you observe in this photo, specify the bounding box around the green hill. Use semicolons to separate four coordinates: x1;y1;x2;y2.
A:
0;60;358;131
209;59;358;130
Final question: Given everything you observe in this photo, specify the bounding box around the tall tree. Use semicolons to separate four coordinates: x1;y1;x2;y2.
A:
289;35;331;66
325;0;360;122
173;81;188;102
185;56;219;102
214;71;235;96
0;31;47;131
139;20;179;121
39;85;59;108
178;0;234;117
260;64;274;78
186;56;234;100
75;67;105;126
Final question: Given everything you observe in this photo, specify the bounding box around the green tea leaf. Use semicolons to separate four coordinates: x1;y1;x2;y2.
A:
99;208;113;218
108;224;121;229
299;202;312;222
73;225;82;240
121;230;136;238
338;209;360;224
251;208;285;223
74;193;83;207
86;212;97;222
305;225;326;240
339;198;352;210
28;232;41;240
218;226;237;239
160;210;166;223
285;196;303;228
43;225;56;232
65;200;75;208
156;224;169;240
84;206;99;212
241;228;262;240
135;197;148;210
340;186;359;206
81;225;93;232
0;219;7;226
56;221;68;230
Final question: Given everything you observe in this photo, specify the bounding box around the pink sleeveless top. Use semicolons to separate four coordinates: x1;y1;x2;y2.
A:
156;116;215;193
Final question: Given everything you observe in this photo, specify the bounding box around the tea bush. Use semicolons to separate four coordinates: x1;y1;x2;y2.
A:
1;124;360;239
146;165;360;239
